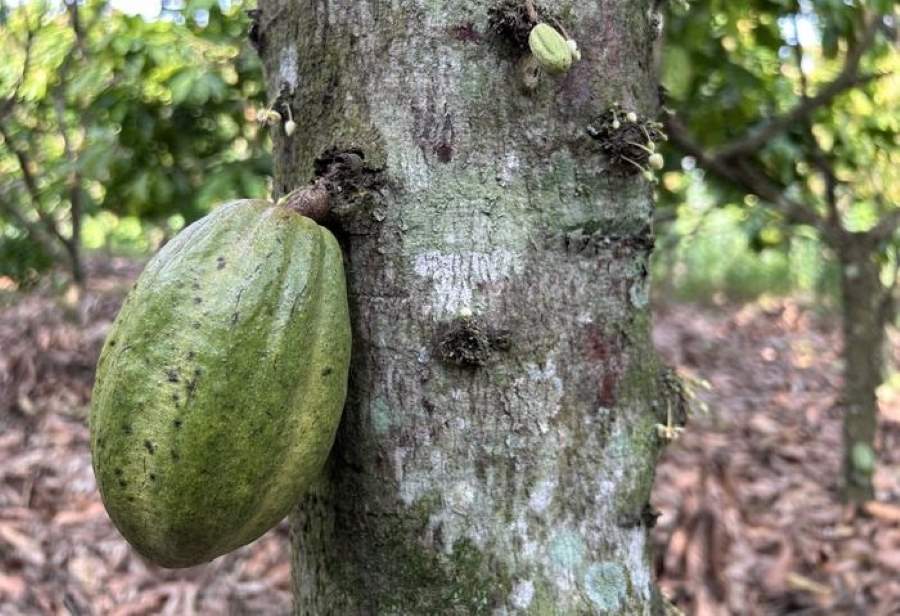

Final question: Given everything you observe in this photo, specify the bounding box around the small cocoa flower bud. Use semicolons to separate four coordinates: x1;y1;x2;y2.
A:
266;110;283;125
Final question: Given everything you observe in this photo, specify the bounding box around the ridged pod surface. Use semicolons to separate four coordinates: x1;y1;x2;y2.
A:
90;200;351;568
528;23;573;74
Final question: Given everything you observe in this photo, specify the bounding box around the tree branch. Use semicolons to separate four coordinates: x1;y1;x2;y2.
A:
665;115;827;233
870;208;900;243
0;121;68;247
52;93;83;254
53;1;88;250
0;187;63;260
714;12;883;161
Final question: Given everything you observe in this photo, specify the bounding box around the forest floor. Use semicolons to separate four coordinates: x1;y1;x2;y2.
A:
0;260;898;615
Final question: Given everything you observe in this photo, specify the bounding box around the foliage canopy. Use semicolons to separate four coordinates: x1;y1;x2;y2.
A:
0;0;271;284
658;0;898;300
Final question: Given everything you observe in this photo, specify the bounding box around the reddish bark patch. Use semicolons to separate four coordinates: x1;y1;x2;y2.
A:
584;325;624;408
449;22;481;43
598;372;619;408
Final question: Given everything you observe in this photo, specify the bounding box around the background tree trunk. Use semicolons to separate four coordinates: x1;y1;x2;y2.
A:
837;234;890;503
259;1;671;613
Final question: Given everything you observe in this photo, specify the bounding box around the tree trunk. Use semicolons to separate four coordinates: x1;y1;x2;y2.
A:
837;233;888;503
68;176;85;285
65;237;84;285
258;1;669;613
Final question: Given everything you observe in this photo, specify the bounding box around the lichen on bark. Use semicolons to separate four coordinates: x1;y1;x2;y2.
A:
258;0;668;613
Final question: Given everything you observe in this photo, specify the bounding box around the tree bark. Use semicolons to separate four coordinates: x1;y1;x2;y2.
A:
837;233;889;503
259;1;670;613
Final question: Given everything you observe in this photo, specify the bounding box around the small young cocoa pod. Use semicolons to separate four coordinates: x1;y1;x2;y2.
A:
528;23;573;75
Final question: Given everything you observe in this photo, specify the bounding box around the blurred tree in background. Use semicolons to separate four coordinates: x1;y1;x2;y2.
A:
0;0;270;286
658;0;898;502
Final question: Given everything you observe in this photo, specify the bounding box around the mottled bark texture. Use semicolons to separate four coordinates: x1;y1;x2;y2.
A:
258;1;672;613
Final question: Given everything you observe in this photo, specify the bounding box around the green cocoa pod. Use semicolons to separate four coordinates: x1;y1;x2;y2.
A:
528;23;573;75
90;200;351;568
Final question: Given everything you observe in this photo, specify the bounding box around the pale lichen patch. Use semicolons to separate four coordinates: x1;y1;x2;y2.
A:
627;527;653;602
509;579;535;610
528;477;557;514
413;249;523;317
583;561;628;611
629;278;649;309
371;397;393;434
278;47;299;91
548;529;585;573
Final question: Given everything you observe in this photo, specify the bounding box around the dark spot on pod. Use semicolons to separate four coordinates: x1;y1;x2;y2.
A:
173;419;182;429
321;367;333;376
166;369;180;383
231;312;240;326
109;340;117;347
144;440;156;454
121;424;133;435
149;473;157;481
114;468;123;476
127;496;135;502
118;479;128;488
193;297;203;304
217;256;226;270
172;393;180;405
192;282;200;291
187;351;196;360
193;322;201;329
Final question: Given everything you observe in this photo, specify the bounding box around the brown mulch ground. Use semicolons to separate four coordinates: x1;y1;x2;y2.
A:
0;260;897;615
652;300;900;616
